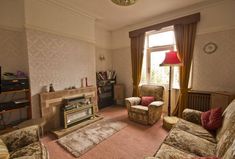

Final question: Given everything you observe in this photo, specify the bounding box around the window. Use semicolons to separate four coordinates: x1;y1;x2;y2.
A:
140;26;179;88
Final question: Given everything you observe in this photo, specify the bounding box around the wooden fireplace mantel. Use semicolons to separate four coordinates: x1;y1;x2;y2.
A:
40;86;98;132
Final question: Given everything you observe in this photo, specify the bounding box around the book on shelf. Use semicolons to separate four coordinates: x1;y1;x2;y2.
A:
96;70;116;81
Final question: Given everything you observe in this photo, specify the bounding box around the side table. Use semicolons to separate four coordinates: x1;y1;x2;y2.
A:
17;118;46;137
162;116;179;131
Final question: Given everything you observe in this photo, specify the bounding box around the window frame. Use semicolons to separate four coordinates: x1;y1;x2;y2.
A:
142;27;178;86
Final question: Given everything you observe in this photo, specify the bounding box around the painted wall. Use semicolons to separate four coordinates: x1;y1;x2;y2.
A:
95;25;113;72
0;0;28;73
192;29;235;92
111;0;235;112
0;28;28;74
0;0;25;29
24;0;95;43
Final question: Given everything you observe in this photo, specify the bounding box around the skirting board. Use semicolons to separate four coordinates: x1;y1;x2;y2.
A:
51;114;103;138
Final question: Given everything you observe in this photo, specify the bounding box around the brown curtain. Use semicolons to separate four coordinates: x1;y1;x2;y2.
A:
173;22;197;117
130;33;145;96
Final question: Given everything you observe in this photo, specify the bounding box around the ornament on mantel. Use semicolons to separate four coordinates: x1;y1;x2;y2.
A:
49;83;55;92
81;77;89;88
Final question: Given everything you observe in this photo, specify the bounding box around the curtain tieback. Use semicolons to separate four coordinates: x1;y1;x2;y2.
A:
180;88;189;94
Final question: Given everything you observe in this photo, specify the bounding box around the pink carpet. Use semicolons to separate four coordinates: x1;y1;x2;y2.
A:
41;106;168;159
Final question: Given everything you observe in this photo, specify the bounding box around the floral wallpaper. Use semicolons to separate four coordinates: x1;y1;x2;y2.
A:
26;29;96;118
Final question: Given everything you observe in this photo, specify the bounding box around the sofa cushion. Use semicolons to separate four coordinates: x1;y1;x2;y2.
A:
141;96;154;106
10;142;43;159
216;99;235;141
182;109;202;125
201;107;222;131
216;123;235;158
154;143;197;159
164;128;216;157
175;119;216;143
131;105;148;114
0;126;39;152
0;138;9;159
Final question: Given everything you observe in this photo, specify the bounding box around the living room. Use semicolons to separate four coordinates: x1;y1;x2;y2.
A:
0;0;235;159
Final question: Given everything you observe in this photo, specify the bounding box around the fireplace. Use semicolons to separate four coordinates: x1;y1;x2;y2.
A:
61;96;95;128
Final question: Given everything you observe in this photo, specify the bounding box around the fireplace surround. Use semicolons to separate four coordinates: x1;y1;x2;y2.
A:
40;86;98;132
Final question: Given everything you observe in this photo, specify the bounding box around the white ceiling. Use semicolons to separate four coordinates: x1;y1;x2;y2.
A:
52;0;216;31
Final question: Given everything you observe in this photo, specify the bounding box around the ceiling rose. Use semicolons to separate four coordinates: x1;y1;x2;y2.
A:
111;0;138;6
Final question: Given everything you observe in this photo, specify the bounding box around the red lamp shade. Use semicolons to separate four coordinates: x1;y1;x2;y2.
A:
160;51;182;66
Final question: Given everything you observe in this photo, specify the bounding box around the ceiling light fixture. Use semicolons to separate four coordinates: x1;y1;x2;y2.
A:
111;0;138;6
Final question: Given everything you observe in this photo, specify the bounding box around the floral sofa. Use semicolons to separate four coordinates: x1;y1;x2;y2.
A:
148;99;235;159
0;125;49;159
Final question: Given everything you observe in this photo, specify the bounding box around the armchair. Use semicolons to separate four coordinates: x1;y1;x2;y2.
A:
125;85;164;125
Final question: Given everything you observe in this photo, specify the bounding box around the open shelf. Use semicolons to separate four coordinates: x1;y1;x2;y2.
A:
0;89;29;95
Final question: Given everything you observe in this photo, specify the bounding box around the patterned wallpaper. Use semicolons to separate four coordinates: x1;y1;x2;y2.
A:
0;28;28;73
192;28;235;93
26;29;96;118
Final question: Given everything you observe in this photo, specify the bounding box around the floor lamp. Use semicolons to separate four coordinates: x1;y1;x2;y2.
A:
160;51;182;116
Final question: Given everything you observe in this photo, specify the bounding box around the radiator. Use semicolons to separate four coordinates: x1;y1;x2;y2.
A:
187;92;211;111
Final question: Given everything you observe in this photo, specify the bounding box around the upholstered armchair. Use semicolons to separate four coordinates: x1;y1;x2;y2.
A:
125;85;164;125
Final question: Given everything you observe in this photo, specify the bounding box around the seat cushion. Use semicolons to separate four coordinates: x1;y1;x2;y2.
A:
154;143;197;159
0;125;39;152
131;105;148;114
10;142;43;159
164;128;216;157
175;119;216;143
0;138;9;159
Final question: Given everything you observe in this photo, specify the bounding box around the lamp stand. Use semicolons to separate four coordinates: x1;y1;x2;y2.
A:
168;66;172;116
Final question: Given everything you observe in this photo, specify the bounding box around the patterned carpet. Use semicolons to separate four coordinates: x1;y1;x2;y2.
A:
58;120;127;158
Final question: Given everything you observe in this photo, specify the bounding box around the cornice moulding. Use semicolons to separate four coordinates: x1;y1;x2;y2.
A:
198;25;235;35
40;0;97;21
112;0;225;32
24;24;96;44
0;25;24;32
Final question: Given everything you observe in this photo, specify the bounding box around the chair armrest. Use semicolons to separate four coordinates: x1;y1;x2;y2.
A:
149;101;164;107
0;125;40;152
125;97;141;110
148;101;164;125
182;108;202;125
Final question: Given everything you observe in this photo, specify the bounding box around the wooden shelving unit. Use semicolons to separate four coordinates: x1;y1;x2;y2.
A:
0;89;29;95
96;71;116;109
0;80;32;131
